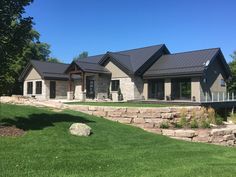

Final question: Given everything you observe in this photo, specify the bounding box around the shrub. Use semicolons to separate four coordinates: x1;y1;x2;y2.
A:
229;114;236;123
118;88;123;101
174;122;182;128
180;108;188;118
107;88;112;100
190;118;198;128
200;119;211;128
215;114;223;125
207;107;216;124
160;121;169;129
179;117;188;128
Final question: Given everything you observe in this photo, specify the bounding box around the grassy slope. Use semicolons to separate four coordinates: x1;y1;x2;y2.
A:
0;104;236;177
64;101;172;107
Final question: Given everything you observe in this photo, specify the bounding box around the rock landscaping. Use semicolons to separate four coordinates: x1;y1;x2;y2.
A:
1;96;236;146
69;123;91;136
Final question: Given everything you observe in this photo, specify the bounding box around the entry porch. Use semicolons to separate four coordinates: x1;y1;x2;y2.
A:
65;61;111;101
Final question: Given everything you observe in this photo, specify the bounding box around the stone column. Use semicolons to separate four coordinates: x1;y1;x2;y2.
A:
164;79;171;100
78;92;86;101
191;77;200;102
143;80;148;100
67;91;74;100
112;92;118;102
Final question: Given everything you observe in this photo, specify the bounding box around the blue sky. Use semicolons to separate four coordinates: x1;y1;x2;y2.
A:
25;0;236;63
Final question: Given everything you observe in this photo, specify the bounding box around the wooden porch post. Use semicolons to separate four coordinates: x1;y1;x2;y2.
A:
81;72;85;92
69;73;72;91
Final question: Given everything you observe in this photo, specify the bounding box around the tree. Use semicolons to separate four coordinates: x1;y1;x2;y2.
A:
47;57;61;63
73;51;88;61
0;0;52;95
228;51;236;92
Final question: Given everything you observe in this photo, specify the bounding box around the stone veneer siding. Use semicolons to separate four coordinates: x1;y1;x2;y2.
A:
105;61;144;101
44;80;67;99
73;73;110;100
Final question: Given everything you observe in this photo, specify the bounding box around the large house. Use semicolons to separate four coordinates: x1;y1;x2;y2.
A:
18;44;232;102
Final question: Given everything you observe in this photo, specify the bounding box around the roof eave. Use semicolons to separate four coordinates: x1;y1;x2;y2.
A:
143;72;203;79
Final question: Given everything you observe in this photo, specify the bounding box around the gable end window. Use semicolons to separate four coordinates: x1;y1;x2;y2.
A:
27;82;33;94
36;81;42;94
220;79;226;87
111;80;120;91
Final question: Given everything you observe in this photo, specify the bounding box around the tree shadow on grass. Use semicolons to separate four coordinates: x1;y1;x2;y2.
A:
0;113;95;131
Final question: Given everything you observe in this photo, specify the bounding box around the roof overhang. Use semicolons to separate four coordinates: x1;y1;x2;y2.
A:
143;72;203;79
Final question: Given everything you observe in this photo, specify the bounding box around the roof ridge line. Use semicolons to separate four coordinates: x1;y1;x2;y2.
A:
168;47;220;55
115;44;164;53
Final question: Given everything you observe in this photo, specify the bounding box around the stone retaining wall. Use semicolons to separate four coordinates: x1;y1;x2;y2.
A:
1;96;236;146
66;104;203;127
65;104;236;146
160;127;236;146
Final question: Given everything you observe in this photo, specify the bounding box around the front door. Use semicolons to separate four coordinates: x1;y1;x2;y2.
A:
86;79;95;99
50;81;56;99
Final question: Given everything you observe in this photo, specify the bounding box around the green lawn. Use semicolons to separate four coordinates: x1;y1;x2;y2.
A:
0;103;236;177
64;101;173;107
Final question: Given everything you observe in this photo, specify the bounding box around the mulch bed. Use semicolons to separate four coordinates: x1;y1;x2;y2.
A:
0;125;25;137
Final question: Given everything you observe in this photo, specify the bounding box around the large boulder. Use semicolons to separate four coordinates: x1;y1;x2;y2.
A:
69;123;91;136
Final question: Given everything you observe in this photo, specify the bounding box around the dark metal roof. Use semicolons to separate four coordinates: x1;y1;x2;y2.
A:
76;54;104;63
75;61;111;74
143;48;221;78
75;44;166;75
19;45;231;82
19;60;71;81
117;44;165;73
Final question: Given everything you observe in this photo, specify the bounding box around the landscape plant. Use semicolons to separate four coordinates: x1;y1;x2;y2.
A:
190;118;199;128
117;88;123;101
160;121;169;129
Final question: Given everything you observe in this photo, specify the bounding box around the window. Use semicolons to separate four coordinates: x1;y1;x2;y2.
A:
111;80;120;91
27;82;33;94
36;81;42;94
220;79;226;87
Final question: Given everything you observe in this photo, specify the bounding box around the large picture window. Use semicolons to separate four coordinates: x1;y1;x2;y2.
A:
111;80;120;91
27;82;33;94
36;81;42;94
